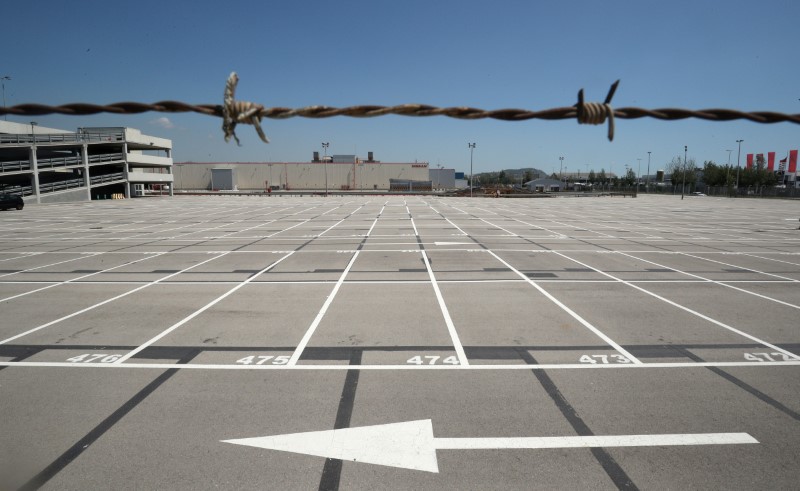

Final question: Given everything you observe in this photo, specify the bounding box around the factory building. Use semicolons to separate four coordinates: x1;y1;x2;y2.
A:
174;153;433;191
0;121;173;203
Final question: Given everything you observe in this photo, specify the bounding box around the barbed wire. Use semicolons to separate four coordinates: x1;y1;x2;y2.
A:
1;73;798;144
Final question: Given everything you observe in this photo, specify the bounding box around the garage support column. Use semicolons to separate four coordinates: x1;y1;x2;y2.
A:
82;143;91;200
29;144;40;204
122;143;130;199
167;149;173;196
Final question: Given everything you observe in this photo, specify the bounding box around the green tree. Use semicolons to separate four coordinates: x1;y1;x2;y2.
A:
667;156;698;190
588;169;596;184
624;168;636;186
598;169;607;183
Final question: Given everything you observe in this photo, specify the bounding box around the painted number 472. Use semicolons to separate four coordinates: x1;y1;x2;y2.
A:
744;352;799;362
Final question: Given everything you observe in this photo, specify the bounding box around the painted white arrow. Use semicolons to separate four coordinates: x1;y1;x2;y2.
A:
222;420;758;473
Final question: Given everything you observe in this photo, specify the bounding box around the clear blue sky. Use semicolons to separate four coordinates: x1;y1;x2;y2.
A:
3;0;798;176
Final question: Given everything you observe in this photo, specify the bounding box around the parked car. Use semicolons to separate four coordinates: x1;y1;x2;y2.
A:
0;193;24;210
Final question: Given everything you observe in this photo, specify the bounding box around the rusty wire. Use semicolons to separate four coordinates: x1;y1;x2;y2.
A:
2;73;799;144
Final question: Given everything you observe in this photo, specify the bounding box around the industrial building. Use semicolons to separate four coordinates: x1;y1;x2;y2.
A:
0;121;173;203
174;154;440;192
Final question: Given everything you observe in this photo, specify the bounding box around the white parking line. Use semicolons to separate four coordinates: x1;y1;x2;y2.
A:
2;360;798;371
115;251;295;363
0;252;231;346
679;252;799;282
486;249;641;364
0;252;103;279
617;251;800;311
409;207;469;365
554;251;800;360
0;252;166;302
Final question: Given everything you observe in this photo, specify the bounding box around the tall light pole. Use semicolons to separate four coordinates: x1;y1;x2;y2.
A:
559;156;564;191
726;149;733;190
735;139;744;191
681;145;687;200
322;142;329;196
637;158;642;188
646;151;651;192
468;142;476;197
30;121;37;142
1;76;10;121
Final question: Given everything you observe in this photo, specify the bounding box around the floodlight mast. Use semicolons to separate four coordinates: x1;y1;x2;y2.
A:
468;143;476;197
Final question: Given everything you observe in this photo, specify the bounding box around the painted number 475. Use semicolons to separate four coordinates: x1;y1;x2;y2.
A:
407;355;459;365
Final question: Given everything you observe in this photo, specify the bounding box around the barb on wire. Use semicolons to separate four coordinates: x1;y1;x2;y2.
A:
576;79;619;141
2;72;799;145
222;72;268;145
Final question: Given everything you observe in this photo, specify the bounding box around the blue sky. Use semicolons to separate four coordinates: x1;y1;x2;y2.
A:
3;0;798;176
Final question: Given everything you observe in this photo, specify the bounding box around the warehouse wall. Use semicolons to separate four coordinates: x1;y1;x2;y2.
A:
173;162;430;191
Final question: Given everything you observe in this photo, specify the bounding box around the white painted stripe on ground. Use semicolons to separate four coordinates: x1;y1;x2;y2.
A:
0;252;45;263
287;251;360;366
617;251;800;311
486;250;641;364
0;252;231;346
680;252;799;282
409;208;469;366
0;252;103;279
555;251;800;360
0;252;166;303
286;206;379;366
2;361;798;370
740;252;800;268
115;251;295;363
434;433;758;449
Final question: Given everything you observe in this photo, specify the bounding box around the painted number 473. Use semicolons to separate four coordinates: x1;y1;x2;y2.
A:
579;354;631;364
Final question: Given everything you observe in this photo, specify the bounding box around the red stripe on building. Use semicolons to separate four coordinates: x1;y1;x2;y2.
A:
746;154;753;168
789;150;798;173
767;152;775;171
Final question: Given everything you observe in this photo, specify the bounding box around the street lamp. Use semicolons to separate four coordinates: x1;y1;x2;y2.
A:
735;139;744;191
30;121;37;142
468;143;476;197
646;151;651;192
322;142;329;196
559;156;564;191
1;76;10;121
681;145;687;200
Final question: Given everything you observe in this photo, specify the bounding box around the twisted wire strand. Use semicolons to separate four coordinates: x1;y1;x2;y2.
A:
2;73;798;145
0;101;800;124
4;102;799;124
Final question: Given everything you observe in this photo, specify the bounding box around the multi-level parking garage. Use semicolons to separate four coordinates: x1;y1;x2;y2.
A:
0;121;173;203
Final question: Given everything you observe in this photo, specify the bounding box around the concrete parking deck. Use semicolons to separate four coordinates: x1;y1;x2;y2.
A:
1;194;799;489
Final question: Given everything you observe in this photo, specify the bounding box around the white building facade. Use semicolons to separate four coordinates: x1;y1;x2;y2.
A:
0;122;173;203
